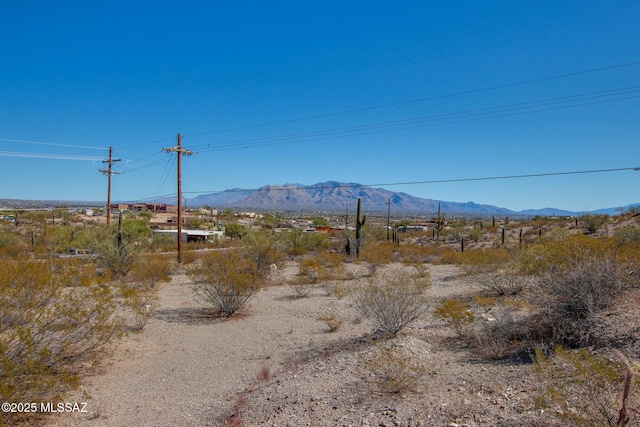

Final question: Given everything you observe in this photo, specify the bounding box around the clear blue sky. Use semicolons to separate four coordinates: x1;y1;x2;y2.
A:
1;1;639;212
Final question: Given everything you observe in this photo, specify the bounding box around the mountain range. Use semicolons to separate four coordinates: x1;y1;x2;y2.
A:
2;181;636;216
154;181;637;217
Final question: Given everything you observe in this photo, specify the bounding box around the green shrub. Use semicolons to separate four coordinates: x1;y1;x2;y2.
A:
189;251;263;316
433;299;475;336
0;258;123;425
242;230;285;274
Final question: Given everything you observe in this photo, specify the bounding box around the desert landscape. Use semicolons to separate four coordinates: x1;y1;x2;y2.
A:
1;207;639;427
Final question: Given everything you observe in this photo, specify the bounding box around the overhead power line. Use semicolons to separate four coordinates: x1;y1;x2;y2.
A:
0;138;105;150
181;167;639;196
0;151;105;161
182;60;640;139
191;86;640;153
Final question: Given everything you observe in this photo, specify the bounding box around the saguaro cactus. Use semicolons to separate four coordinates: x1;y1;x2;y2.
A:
355;198;366;258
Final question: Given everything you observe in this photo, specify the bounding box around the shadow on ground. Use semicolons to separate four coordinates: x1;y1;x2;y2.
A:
154;307;226;325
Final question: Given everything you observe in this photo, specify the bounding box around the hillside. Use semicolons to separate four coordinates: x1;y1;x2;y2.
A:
186;181;516;215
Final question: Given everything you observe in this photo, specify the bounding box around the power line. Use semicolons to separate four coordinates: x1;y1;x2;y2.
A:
181;166;639;196
0;138;105;150
192;89;640;153
0;151;105;161
181;60;640;139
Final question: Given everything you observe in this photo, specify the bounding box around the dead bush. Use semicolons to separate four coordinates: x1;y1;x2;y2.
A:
189;251;263;316
533;347;640;426
468;264;531;296
533;255;635;348
319;307;344;332
352;272;430;336
468;314;531;360
288;275;313;298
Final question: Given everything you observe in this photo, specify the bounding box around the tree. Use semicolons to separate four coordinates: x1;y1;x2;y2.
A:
312;217;329;227
225;222;247;240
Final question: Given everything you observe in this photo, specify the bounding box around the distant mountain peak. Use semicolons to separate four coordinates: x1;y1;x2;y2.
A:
185;181;518;214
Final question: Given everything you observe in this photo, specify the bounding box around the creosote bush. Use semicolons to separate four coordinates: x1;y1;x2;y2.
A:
0;258;123;426
352;271;430;336
241;230;285;275
190;251;264;316
126;253;174;289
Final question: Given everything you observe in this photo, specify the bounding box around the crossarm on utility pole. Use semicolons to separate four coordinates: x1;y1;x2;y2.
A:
164;134;194;263
99;146;121;225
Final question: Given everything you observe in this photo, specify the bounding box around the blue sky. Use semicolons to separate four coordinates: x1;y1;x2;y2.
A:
1;1;639;212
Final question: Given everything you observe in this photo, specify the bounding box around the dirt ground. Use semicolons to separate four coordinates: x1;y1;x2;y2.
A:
46;262;553;427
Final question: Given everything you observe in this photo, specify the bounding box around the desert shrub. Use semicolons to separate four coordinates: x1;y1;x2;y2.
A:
0;230;21;248
284;229;332;256
242;230;285;274
359;241;396;265
467;228;483;242
319;306;344;332
297;252;347;285
0;258;122;425
393;244;443;264
533;347;640;426
126;253;174;288
469;264;531;296
149;232;177;252
433;299;475;336
468;312;531;360
533;255;635;348
359;346;427;394
458;247;512;266
433;246;460;264
466;234;639;357
297;258;323;283
582;213;609;234
616;225;640;244
519;234;619;275
288;275;313;298
225;222;247;240
85;226;139;280
408;262;430;278
352;272;430;336
189;251;263;316
316;250;346;276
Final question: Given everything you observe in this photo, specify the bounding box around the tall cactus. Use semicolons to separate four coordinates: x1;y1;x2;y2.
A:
355;198;366;258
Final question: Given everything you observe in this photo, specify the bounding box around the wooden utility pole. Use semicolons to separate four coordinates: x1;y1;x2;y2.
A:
100;146;121;225
387;198;391;240
345;202;349;230
164;134;193;263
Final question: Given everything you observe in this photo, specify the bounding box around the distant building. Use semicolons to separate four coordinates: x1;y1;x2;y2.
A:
111;203;177;213
152;229;225;243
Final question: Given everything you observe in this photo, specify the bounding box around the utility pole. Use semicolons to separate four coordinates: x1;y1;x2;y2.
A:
345;202;349;231
100;146;121;225
387;197;391;240
164;134;193;263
